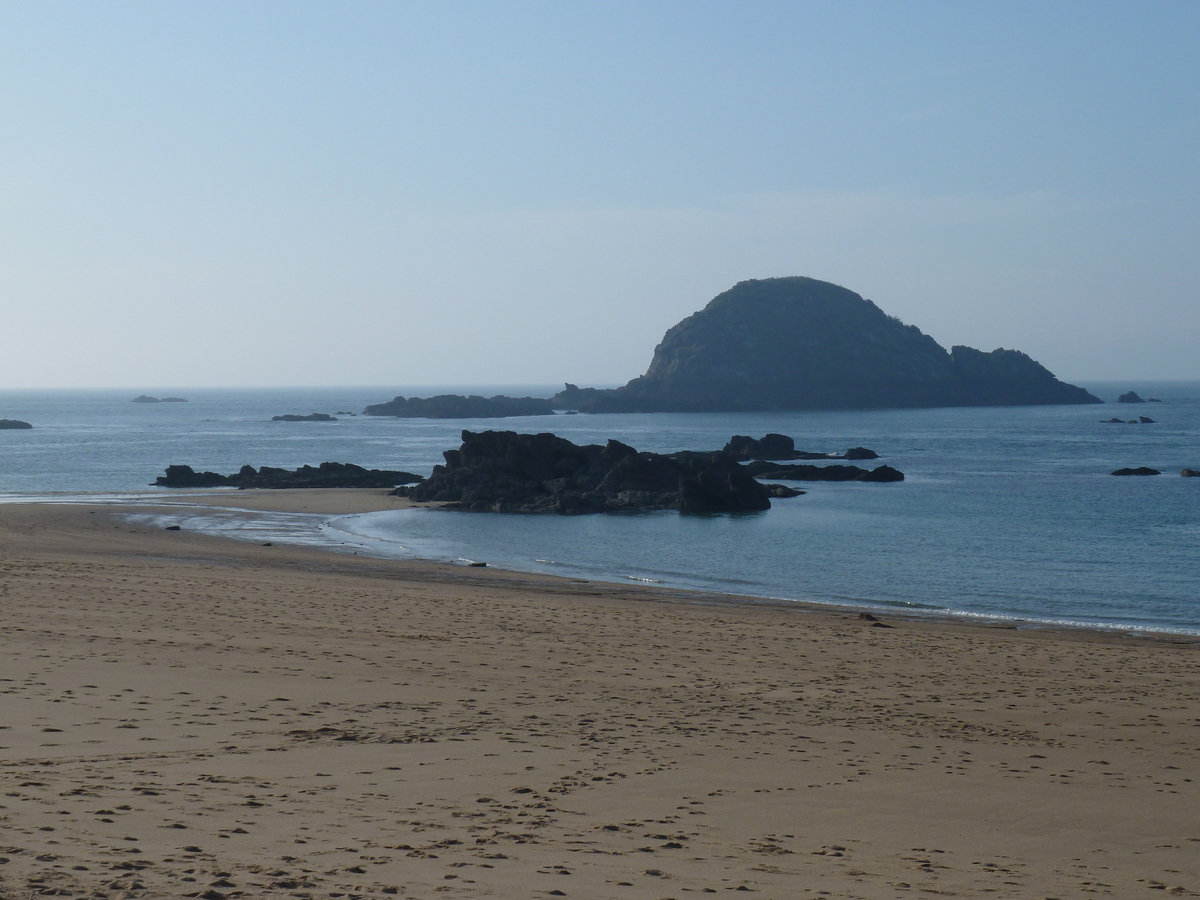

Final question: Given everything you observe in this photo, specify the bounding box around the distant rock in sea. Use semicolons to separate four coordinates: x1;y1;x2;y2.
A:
551;277;1101;412
1182;469;1199;477
154;462;422;489
393;429;772;514
132;395;187;403
272;413;338;422
1111;467;1161;476
0;419;33;429
1117;391;1146;403
363;394;555;419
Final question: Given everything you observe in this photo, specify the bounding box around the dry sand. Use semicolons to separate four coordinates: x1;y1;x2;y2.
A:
1;493;1198;900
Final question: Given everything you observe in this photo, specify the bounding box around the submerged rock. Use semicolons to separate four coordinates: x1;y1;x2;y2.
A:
722;434;879;461
743;460;904;483
393;429;772;514
763;483;805;498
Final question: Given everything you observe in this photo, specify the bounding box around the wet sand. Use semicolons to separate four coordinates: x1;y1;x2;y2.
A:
1;495;1198;899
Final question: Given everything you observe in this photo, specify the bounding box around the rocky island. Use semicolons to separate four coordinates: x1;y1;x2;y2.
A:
551;277;1100;412
154;462;422;489
132;395;188;403
363;394;554;418
272;413;337;422
0;419;33;429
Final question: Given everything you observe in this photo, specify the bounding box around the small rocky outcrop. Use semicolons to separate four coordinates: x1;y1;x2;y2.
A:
722;434;879;461
393;430;772;514
1111;467;1161;476
0;419;33;429
272;413;337;422
1182;469;1199;477
363;395;555;418
155;462;422;489
1104;416;1157;424
1117;391;1146;403
132;395;187;403
743;460;904;482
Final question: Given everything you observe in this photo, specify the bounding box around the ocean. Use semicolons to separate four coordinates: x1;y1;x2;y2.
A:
2;382;1198;634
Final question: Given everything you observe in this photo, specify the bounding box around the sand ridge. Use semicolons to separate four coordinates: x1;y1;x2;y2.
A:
1;502;1198;899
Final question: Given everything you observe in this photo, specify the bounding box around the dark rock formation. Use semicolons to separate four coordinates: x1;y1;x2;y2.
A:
0;419;32;429
1118;391;1146;403
272;413;338;422
155;462;422;489
154;465;228;487
551;277;1100;412
743;460;904;482
363;395;555;419
335;411;358;416
132;396;187;403
723;434;879;461
1111;467;1161;476
725;433;797;459
1139;416;1156;424
1182;469;1199;477
393;430;771;514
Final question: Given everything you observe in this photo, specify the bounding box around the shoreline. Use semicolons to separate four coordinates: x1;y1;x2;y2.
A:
6;486;1200;641
1;497;1198;898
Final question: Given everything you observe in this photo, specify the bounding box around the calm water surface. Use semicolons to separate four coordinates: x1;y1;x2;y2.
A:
2;382;1197;633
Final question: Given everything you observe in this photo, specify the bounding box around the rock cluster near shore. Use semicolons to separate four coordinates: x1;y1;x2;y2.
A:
393;430;903;513
393;430;774;513
154;462;422;489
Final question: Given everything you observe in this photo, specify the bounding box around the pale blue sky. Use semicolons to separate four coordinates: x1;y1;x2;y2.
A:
2;1;1197;387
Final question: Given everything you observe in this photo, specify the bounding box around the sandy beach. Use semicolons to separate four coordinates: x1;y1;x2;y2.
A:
2;492;1198;900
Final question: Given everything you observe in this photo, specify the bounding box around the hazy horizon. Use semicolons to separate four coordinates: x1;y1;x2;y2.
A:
3;2;1197;388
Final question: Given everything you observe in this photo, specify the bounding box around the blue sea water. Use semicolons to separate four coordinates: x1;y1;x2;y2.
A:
1;382;1197;633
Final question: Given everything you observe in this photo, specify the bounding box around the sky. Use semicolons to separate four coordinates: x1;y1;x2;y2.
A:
2;1;1198;388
